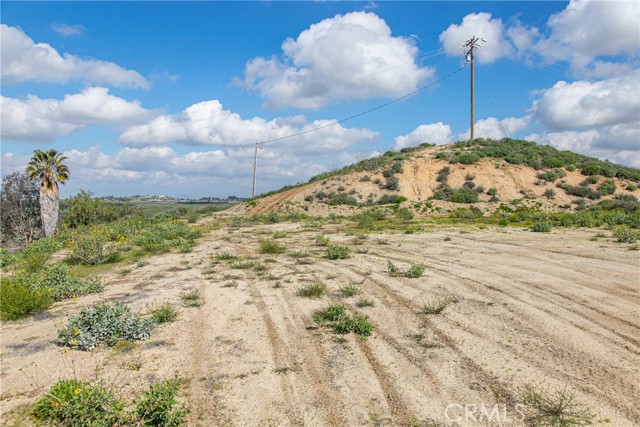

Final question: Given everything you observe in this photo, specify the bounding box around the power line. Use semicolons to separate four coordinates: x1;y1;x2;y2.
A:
257;64;468;147
251;64;468;195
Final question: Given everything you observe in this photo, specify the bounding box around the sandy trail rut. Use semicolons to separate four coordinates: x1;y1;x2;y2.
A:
1;222;639;426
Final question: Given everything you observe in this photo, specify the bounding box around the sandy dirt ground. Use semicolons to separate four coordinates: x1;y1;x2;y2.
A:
1;219;639;426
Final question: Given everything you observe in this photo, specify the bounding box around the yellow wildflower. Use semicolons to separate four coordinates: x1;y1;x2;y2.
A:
51;401;58;407
70;339;78;344
74;388;82;394
37;291;42;297
73;328;79;335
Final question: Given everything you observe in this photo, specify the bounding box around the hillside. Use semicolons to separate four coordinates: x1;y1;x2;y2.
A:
239;139;640;217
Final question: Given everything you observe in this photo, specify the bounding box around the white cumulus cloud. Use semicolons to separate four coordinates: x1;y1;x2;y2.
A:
238;11;434;109
526;129;640;168
531;72;640;131
1;87;157;142
393;122;453;150
458;116;530;140
118;99;379;156
439;13;514;64
1;24;149;88
535;0;640;69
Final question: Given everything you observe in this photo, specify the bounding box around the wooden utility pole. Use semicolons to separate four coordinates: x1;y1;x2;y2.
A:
252;142;260;198
462;36;485;140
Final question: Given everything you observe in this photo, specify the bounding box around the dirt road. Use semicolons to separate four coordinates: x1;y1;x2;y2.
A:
1;222;638;426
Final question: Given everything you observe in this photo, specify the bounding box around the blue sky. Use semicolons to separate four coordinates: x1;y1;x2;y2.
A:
1;1;638;198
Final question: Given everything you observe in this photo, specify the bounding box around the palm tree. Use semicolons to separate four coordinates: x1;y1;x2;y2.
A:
25;149;70;237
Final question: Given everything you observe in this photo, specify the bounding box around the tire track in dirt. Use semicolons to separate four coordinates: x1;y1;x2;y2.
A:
247;279;350;427
228;235;350;426
358;243;639;421
312;257;516;419
371;247;640;350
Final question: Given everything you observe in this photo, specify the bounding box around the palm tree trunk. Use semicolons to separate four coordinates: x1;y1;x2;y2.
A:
40;186;59;237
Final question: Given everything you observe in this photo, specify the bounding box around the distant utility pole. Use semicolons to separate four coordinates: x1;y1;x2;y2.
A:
252;142;261;198
461;36;485;140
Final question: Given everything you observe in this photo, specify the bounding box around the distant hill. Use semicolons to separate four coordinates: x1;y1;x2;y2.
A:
236;138;640;217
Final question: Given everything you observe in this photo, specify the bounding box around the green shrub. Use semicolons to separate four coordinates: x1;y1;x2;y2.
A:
395;207;414;220
134;380;189;427
327;193;357;206
537;169;566;182
24;237;65;256
543;189;556;199
0;277;53;321
627;183;638;191
449;188;479;203
452;207;483;220
558;184;601;200
58;302;155;351
326;245;351;260
63;190;137;228
597;179;616;196
272;231;288;239
32;380;126;427
451;152;480;164
32;379;188;427
259;240;284;254
23;265;104;301
69;229;120;265
612;227;639;243
350;314;373;336
384;176;399;191
406;263;426;278
436;166;451;183
531;222;553;232
377;194;407;205
315;235;330;246
580;175;599;186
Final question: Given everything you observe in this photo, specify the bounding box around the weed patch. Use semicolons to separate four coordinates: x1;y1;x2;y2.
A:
326;245;351;260
296;282;326;299
422;296;457;315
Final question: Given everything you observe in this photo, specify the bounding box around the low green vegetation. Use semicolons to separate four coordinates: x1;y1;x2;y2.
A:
148;303;180;324
439;138;640;181
326;245;351;260
387;260;426;278
296;282;326;299
0;265;104;321
422;295;457;315
259;239;285;254
517;384;594;427
338;283;359;297
313;304;372;336
0;277;53;321
32;378;188;427
58;302;155;351
531;222;553;232
180;289;202;307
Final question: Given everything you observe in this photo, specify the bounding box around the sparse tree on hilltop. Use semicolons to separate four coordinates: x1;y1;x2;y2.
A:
25;149;70;237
